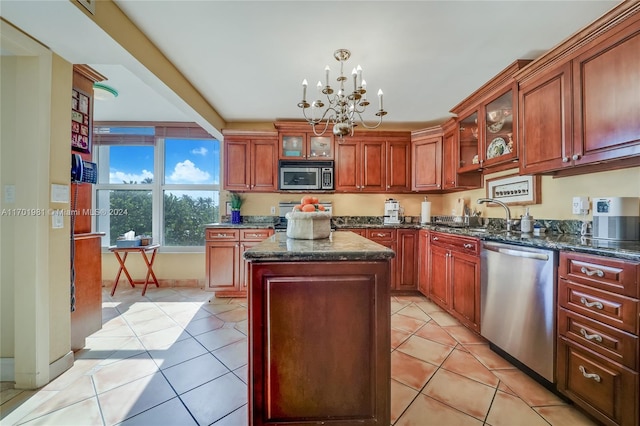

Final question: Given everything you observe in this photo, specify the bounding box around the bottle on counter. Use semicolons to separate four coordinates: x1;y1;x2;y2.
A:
521;208;534;233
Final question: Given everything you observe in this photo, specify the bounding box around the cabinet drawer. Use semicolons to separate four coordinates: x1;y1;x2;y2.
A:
557;338;638;426
205;229;240;241
559;308;638;370
559;281;639;334
559;252;639;298
366;229;396;241
241;229;273;241
430;232;479;255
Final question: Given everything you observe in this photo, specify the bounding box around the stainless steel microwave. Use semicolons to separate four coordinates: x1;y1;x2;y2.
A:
279;160;334;191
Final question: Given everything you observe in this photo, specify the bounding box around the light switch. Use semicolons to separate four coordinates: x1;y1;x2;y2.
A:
572;196;589;215
4;185;15;203
51;184;69;203
52;210;64;229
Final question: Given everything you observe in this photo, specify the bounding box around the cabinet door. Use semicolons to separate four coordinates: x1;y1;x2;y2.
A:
250;139;277;191
335;141;359;191
224;140;251;191
240;241;259;290
428;244;450;309
572;22;640;165
457;110;481;173
449;250;481;332
360;140;386;192
308;135;334;159
280;134;306;159
396;230;418;291
482;87;518;169
386;139;411;192
411;135;442;191
442;128;481;190
519;62;573;174
206;241;240;291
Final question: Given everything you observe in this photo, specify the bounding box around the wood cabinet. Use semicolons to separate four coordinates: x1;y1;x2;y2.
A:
396;229;418;291
205;227;273;297
557;251;639;426
427;232;481;332
248;260;390;425
441;120;482;191
366;229;398;289
71;233;103;350
451;60;531;174
335;132;411;193
411;128;442;192
417;230;430;295
222;130;278;192
274;122;334;160
517;2;640;176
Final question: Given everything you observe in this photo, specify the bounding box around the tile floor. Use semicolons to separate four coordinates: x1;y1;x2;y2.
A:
1;287;597;425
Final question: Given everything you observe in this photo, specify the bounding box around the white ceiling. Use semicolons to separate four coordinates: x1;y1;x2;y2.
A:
1;0;620;134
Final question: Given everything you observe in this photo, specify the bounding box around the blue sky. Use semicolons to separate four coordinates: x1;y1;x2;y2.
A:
108;138;220;185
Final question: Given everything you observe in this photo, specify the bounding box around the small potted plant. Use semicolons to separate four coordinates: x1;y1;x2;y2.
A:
229;192;243;224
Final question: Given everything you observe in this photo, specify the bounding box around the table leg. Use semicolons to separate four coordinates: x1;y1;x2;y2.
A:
110;251;131;296
140;248;160;296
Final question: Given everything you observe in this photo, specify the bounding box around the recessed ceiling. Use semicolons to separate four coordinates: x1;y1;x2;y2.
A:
2;0;620;133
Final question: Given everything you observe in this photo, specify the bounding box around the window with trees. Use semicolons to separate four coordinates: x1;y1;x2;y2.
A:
93;125;220;250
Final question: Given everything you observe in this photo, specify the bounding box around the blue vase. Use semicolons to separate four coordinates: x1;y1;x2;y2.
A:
231;210;241;224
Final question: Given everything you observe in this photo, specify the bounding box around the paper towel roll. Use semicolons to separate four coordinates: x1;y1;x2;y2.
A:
421;201;431;224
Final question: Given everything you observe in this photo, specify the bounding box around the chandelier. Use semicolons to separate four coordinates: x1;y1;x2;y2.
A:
297;49;387;137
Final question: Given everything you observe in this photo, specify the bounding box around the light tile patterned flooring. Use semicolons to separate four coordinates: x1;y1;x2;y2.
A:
0;288;597;425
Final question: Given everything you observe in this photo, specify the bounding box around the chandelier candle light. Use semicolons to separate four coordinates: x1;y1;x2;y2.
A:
298;49;387;137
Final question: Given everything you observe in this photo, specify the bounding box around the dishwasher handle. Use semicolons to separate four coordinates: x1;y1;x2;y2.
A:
483;244;550;261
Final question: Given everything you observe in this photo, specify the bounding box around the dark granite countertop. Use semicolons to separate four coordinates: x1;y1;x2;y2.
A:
243;231;395;262
205;222;275;229
421;225;640;262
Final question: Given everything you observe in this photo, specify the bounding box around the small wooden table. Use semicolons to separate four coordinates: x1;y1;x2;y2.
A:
108;244;160;296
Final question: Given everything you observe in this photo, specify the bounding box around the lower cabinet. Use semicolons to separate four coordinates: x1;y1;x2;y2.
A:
425;231;481;332
248;260;390;425
557;251;639;426
71;233;103;350
205;228;273;297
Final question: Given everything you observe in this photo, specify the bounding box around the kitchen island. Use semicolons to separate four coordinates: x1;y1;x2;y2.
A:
243;231;395;426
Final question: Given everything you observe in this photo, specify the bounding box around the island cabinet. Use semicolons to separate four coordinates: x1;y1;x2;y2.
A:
450;60;531;174
222;130;278;192
244;232;393;425
426;231;481;332
274;121;334;160
517;2;640;176
557;251;639;426
205;227;273;297
335;131;411;193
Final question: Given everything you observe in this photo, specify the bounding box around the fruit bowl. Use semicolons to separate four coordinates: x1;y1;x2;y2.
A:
285;211;331;240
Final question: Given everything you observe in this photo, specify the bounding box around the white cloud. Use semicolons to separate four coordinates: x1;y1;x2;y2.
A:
168;160;211;184
191;147;208;156
110;169;154;184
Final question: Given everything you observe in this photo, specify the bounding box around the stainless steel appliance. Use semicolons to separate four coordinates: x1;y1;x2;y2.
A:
383;199;401;225
592;196;640;241
480;241;558;383
278;160;333;191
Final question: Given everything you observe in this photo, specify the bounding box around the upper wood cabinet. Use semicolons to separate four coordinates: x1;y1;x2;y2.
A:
517;2;640;175
451;60;531;174
222;130;278;192
441;120;482;191
274;122;334;160
411;127;442;192
335;131;411;193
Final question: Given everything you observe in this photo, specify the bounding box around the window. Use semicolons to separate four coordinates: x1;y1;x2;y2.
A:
93;125;220;250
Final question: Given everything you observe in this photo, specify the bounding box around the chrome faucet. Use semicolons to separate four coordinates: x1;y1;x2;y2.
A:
477;198;513;232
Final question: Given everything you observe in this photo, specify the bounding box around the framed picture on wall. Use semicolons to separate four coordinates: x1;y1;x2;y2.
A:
71;88;92;153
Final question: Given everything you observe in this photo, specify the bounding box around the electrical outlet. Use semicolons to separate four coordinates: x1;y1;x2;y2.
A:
572;196;589;215
270;206;276;215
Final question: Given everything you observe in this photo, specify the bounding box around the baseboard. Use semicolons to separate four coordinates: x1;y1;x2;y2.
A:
0;351;74;384
0;358;15;381
49;351;74;382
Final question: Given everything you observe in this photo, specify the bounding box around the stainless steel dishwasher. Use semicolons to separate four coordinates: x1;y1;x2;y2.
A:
480;241;558;383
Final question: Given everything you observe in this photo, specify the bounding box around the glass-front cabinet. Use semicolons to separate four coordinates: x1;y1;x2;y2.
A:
481;89;517;168
279;132;334;160
450;60;531;173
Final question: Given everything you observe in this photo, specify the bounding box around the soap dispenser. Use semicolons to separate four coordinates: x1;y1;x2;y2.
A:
521;208;534;233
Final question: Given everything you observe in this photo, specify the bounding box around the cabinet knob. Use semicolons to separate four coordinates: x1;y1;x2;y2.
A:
572;154;580;161
437;184;441;188
562;157;569;163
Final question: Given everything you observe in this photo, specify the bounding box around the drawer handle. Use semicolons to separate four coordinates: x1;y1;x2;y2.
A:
578;365;601;383
433;237;439;241
580;266;604;278
375;233;385;237
580;297;604;310
463;243;474;249
579;328;603;343
247;233;259;238
217;233;229;237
